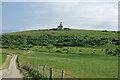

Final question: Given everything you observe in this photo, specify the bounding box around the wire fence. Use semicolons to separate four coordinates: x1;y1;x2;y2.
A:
21;62;65;79
18;61;117;79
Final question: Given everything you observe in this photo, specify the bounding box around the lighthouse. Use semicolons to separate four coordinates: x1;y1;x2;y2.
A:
57;22;64;30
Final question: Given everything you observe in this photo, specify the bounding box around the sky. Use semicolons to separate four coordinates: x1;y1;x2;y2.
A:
2;0;119;33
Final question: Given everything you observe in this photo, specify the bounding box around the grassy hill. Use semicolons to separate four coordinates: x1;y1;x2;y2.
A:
3;29;118;39
2;29;120;56
1;29;119;78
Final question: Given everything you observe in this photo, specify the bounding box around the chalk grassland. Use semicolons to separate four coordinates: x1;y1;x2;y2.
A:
18;52;118;78
2;29;119;78
2;29;118;50
4;29;118;39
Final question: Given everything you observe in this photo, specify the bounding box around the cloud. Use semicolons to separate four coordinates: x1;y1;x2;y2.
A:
32;2;117;31
2;2;118;33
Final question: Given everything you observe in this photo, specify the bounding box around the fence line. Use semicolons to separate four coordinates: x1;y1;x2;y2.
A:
23;62;65;80
20;61;114;79
43;65;45;76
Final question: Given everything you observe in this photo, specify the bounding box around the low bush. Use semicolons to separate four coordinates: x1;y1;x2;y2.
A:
56;50;61;52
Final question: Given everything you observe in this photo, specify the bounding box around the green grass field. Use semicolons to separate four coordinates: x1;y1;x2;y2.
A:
30;46;109;55
0;53;7;68
2;49;27;54
0;53;7;66
18;52;118;78
0;53;12;69
2;53;7;64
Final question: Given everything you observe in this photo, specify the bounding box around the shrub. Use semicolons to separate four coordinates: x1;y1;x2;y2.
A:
56;50;61;52
79;50;82;52
67;51;69;53
101;30;107;32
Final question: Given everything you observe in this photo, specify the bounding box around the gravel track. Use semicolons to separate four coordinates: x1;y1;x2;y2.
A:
0;55;23;79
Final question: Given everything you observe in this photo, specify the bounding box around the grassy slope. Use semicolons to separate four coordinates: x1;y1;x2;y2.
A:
4;29;118;39
2;49;27;54
0;53;12;69
0;49;27;69
0;53;7;67
2;54;7;64
2;55;12;69
18;52;118;78
30;46;107;55
3;29;118;49
2;29;119;78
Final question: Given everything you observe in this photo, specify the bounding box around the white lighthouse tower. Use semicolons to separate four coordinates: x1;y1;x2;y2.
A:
57;22;64;30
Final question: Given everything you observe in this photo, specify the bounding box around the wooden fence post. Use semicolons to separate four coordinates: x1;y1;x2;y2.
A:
33;63;34;69
37;64;39;71
50;68;53;80
61;70;64;80
25;62;27;66
30;62;31;68
43;65;45;75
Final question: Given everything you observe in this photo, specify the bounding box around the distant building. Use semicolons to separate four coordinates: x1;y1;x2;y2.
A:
57;22;64;30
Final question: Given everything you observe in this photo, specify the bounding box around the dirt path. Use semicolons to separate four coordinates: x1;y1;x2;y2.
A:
26;50;34;54
0;55;24;79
